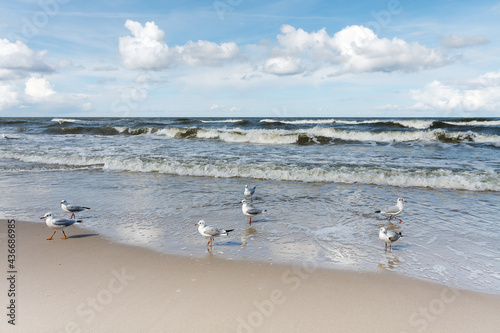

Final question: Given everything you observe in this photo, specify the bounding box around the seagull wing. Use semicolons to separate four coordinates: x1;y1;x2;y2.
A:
53;218;76;227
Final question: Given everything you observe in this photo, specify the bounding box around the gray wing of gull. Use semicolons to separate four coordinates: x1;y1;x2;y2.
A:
382;205;400;214
203;226;224;237
246;207;262;215
53;218;76;227
386;230;400;241
66;204;90;212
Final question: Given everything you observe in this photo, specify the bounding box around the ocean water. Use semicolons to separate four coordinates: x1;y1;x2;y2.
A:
1;117;499;294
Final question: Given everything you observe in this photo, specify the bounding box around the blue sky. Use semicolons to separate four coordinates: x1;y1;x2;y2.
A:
1;0;500;117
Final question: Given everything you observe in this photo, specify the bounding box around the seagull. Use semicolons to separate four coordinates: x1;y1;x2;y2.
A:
375;198;407;223
195;220;234;249
61;199;90;219
41;212;82;240
379;227;403;251
240;199;265;225
244;185;257;199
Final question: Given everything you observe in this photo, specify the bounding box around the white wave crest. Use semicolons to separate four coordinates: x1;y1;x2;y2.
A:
261;119;337;125
444;120;500;127
3;151;499;192
200;119;244;123
51;118;80;124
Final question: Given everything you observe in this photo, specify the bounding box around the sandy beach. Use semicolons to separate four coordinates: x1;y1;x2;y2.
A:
0;220;499;332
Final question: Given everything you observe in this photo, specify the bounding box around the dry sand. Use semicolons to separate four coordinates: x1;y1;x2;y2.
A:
1;219;499;333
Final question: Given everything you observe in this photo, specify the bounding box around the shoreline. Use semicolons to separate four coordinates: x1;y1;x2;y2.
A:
1;220;500;332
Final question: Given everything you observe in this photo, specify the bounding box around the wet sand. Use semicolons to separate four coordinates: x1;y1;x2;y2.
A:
1;220;499;333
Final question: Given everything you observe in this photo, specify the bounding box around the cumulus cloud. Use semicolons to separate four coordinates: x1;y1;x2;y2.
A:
24;77;56;100
0;83;19;109
264;24;450;76
263;56;303;75
410;71;500;111
119;20;240;69
0;38;53;79
119;20;170;69
441;34;489;48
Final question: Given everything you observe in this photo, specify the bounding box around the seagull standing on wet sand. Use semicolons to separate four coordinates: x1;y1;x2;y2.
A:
240;199;265;225
379;227;403;251
375;198;407;223
195;220;234;249
41;212;82;240
61;199;90;219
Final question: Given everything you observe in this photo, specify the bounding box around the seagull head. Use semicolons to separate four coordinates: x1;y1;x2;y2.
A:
61;199;67;205
195;220;206;227
41;212;53;219
398;198;407;203
379;227;386;233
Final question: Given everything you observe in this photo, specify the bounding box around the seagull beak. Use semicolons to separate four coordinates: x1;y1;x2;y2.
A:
40;216;46;219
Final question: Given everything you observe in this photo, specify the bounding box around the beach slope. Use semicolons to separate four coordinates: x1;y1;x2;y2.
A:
1;220;499;333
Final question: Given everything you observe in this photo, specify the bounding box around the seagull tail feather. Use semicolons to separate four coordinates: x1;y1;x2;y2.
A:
375;210;381;213
76;220;83;223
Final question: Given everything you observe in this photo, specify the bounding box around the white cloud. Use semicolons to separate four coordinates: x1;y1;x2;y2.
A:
263;56;303;75
210;104;241;112
410;71;500;111
441;34;489;48
119;20;240;69
119;20;170;69
0;83;19;110
266;24;450;76
0;38;52;79
24;77;56;100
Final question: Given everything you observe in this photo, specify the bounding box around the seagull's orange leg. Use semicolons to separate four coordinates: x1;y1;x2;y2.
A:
47;230;56;240
62;230;67;239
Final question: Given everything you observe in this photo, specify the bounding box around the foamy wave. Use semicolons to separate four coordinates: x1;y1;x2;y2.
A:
113;127;153;135
261;119;337;125
153;126;500;145
156;127;298;144
261;118;436;129
444;120;500;127
51;118;80;124
3;151;499;192
200;119;244;123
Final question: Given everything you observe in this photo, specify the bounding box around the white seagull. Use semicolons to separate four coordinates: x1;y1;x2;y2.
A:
195;220;234;248
240;199;265;225
41;212;82;240
61;199;90;219
375;198;407;223
244;185;257;200
379;227;403;251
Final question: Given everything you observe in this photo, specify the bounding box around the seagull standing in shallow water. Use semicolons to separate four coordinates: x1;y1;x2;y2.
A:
379;227;403;251
240;199;265;225
195;220;234;249
244;185;256;202
41;212;82;240
61;199;90;219
375;198;407;223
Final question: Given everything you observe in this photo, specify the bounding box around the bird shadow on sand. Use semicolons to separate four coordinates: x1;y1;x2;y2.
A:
67;233;100;239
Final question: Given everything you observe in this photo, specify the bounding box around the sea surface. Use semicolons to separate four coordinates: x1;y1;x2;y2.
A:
1;117;499;294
